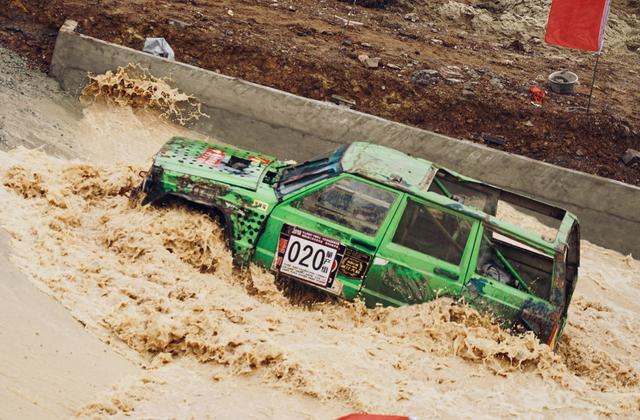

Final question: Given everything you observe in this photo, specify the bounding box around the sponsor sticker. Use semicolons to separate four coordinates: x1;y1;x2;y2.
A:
338;248;372;280
197;148;225;167
276;224;343;292
252;199;269;212
248;155;272;165
275;225;373;293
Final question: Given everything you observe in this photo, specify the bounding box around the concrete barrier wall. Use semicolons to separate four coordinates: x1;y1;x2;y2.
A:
50;21;640;256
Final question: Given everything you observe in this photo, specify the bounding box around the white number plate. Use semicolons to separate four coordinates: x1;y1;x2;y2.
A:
280;233;338;287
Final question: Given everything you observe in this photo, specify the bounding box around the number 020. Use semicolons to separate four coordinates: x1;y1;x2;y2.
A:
287;240;326;271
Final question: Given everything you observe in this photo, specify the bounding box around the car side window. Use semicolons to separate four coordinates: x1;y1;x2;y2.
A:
393;199;472;266
293;177;397;236
476;232;553;300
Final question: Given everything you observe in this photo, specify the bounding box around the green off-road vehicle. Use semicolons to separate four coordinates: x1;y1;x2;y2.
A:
141;137;580;348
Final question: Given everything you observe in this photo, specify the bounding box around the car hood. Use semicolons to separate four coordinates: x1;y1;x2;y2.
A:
153;137;279;191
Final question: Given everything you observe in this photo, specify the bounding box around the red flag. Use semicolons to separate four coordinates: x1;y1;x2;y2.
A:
545;0;612;52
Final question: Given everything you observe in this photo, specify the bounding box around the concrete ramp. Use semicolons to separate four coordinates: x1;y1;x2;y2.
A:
50;20;640;256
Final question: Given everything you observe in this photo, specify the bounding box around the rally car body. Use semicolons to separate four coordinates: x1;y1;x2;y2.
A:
141;137;580;348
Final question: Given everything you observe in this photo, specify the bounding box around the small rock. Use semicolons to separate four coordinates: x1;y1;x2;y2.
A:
288;5;296;12
529;36;542;45
411;69;440;85
369;58;381;68
617;123;632;137
445;78;463;85
366;57;381;68
386;63;401;70
524;120;534;127
431;39;444;45
576;147;586;157
358;54;380;68
329;94;356;108
411;70;439;85
482;133;507;146
404;12;419;22
462;89;474;96
441;67;464;78
489;77;505;89
227;9;234;16
342;39;353;46
361;42;372;48
507;39;529;53
622;149;640;165
168;18;192;29
466;68;480;79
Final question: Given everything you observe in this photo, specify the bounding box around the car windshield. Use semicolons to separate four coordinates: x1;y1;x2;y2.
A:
276;145;347;197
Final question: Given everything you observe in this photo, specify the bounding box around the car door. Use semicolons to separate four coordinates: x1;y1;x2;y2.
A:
254;174;402;299
360;196;479;307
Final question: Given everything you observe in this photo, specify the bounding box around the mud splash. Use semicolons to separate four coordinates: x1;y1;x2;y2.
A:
1;147;639;416
81;64;206;125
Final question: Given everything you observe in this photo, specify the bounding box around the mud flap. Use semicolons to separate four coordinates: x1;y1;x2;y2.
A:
140;178;167;206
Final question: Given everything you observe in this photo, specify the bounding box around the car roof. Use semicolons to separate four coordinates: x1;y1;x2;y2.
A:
341;142;578;254
341;142;438;195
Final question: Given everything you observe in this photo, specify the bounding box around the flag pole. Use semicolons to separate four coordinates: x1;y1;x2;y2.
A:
586;53;601;115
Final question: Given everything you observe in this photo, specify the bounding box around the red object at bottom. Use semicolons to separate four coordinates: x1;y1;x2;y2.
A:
529;86;545;106
337;415;412;420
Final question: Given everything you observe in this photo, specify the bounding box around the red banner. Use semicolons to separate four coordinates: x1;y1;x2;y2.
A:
545;0;612;52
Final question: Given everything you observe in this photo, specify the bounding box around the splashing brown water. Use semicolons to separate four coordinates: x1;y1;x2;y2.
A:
81;64;206;125
1;147;639;417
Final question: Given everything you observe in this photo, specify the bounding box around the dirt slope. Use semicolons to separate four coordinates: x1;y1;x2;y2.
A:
1;0;639;184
